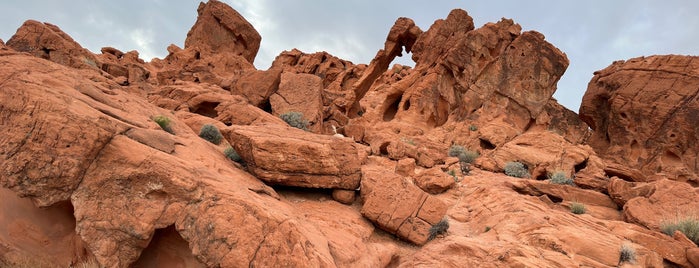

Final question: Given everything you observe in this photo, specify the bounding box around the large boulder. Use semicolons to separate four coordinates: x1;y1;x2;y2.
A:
185;0;261;64
270;72;324;132
360;164;449;245
580;55;699;185
617;179;699;230
225;124;368;189
6;20;99;70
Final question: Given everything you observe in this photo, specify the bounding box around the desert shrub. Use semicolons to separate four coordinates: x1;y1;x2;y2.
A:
504;161;528;178
549;171;574;185
224;146;243;163
153;115;174;134
428;218;450;241
618;244;636;264
484;226;491;232
661;217;699;245
199;124;222;144
469;125;478;131
279;111;309;131
570;202;586;214
448;145;479;164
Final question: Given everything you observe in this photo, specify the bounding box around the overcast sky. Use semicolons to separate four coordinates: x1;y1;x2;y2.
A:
1;1;697;113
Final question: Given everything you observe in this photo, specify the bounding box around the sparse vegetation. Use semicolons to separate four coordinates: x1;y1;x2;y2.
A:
279;111;309;131
504;161;529;178
484;226;491;232
469;125;478;131
153;115;174;134
428;218;450;241
446;169;458;182
618;243;636;265
199;124;223;144
224;146;244;164
448;145;479;164
549;171;574;185
570;202;586;215
660;217;699;245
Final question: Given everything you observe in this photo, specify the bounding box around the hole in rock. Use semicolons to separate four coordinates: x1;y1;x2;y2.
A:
260;99;273;113
402;98;411;111
271;185;334;201
190;101;220;118
132;225;205;268
379;142;390;156
194;51;200;60
574;159;588;174
479;138;496;150
630;140;639;149
382;93;403;122
0;188;85;267
619;112;628;119
662;150;683;166
546;194;563;203
535;173;548;181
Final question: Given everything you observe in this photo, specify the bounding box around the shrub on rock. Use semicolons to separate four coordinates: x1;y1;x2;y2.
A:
199;124;223;144
279;111;309;131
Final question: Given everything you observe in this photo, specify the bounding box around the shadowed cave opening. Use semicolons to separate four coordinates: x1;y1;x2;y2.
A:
133;225;204;268
574;159;588;174
382;93;403;122
190;101;220;118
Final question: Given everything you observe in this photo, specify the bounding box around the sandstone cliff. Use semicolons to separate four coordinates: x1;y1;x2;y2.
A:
1;1;697;267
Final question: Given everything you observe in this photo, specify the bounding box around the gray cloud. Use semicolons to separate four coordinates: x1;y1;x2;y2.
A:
2;1;697;112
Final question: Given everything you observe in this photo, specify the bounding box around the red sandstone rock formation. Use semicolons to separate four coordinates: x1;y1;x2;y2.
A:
581;55;699;186
1;1;698;267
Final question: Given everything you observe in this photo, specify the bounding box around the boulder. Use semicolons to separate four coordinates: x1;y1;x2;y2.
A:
270;72;324;132
6;20;99;70
225;124;368;189
360;165;448;245
184;0;261;64
580;55;699;185
621;179;699;230
414;167;456;194
228;67;282;107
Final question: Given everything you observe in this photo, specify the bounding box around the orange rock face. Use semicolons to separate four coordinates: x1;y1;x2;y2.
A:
1;1;698;267
581;55;699;185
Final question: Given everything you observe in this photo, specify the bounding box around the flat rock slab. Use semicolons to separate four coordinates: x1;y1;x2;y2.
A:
226;124;367;189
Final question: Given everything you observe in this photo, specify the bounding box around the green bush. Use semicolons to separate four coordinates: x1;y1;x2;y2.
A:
199;124;223;144
504;161;528;178
618;244;636;265
224;146;243;163
469;125;478;131
428;218;449;241
448;145;479;164
279;111;309;131
153;115;174;134
549;171;574;185
570;202;586;215
661;217;699;245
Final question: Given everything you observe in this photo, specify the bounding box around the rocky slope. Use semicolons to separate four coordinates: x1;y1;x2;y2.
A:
1;1;698;267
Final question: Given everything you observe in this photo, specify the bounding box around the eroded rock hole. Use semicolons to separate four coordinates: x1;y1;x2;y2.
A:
382;94;403;122
191;101;220;118
546;194;563;203
260;99;273;113
379;142;390;156
132;225;205;268
574;159;588;173
403;98;411;111
479;138;496;150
